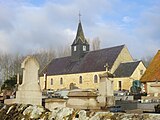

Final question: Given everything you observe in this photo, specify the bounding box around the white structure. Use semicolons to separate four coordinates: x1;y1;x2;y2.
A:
16;56;42;105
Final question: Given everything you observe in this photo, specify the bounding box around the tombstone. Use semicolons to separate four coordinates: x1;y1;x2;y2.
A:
16;56;42;105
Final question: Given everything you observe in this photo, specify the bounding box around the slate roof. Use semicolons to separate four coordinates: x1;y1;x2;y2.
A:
114;61;141;77
40;45;125;76
141;50;160;82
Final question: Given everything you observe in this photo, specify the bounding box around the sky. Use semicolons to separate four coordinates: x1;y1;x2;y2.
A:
0;0;160;59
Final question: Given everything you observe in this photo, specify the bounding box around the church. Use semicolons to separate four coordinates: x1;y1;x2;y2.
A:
39;19;146;91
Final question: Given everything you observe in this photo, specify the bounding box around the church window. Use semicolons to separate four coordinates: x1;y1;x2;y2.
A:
51;78;53;85
79;76;82;84
140;70;143;75
118;81;122;91
74;46;76;51
83;46;86;51
60;78;63;85
94;75;98;83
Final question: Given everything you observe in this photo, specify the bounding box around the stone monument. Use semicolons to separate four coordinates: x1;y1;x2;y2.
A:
97;72;115;107
16;56;42;105
66;72;115;110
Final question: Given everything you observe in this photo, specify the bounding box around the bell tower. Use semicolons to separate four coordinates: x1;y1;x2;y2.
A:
71;14;90;59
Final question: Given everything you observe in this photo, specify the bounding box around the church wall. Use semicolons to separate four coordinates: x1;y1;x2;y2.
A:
111;46;133;73
40;73;134;91
131;62;146;80
39;71;105;90
39;61;145;92
113;77;133;91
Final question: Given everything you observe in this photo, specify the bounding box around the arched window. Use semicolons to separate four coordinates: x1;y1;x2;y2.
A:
74;46;76;51
118;81;122;91
94;75;98;83
51;78;53;85
79;76;82;84
60;78;63;85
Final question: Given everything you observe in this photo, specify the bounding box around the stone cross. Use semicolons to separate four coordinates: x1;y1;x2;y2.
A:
79;11;81;22
104;63;109;72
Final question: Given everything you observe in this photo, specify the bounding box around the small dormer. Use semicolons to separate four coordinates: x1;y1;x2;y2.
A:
71;20;89;59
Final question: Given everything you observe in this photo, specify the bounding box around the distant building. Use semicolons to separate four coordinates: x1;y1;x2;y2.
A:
114;61;146;91
141;50;160;94
39;19;146;91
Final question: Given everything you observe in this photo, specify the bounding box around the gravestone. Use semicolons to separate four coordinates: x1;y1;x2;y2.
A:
16;56;42;105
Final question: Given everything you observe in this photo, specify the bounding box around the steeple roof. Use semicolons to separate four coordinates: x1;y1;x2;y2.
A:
72;21;88;45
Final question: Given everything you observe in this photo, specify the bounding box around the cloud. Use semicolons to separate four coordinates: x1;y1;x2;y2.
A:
0;0;159;59
0;0;111;54
122;16;133;23
0;2;75;54
0;31;11;52
132;4;160;58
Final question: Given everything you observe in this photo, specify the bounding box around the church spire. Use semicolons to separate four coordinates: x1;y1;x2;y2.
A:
71;14;90;59
72;13;88;45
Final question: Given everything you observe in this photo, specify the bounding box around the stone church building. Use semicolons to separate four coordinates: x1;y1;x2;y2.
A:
39;20;146;91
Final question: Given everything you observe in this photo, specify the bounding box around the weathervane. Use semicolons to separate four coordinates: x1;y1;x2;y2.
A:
79;11;81;22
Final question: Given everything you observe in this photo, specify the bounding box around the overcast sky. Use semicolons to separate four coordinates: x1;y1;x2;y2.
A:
0;0;160;59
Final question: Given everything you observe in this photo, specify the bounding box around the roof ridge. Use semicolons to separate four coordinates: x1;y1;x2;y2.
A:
89;44;125;53
54;55;72;60
121;60;141;64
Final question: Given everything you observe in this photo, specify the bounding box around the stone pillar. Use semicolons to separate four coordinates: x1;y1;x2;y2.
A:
97;72;115;107
44;73;47;90
17;73;19;85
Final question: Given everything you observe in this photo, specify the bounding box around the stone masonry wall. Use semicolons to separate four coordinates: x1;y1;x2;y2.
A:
40;71;103;90
111;46;133;73
0;104;160;120
113;77;133;91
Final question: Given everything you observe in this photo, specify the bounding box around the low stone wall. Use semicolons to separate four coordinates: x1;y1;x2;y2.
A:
115;95;134;101
116;100;159;111
0;103;50;120
137;103;159;111
116;100;138;110
1;103;160;120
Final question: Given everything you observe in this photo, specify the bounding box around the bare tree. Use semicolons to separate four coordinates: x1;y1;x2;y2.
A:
57;45;71;58
32;48;56;72
92;37;101;51
141;56;153;67
0;53;12;81
12;53;23;75
0;45;71;86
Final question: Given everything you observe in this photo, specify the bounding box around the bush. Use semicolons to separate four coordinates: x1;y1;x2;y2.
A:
1;75;17;90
